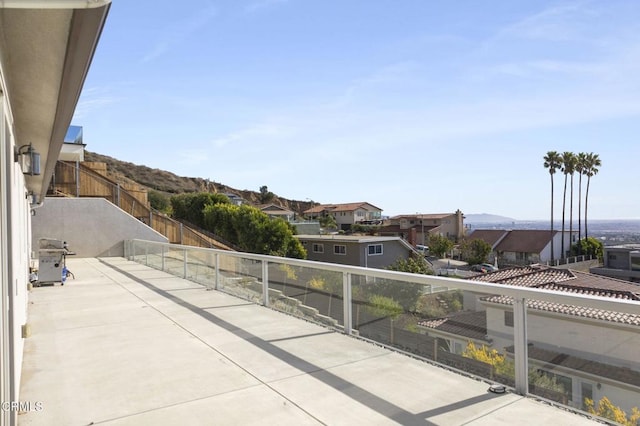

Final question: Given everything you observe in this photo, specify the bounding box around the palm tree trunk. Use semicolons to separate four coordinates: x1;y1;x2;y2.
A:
585;176;591;242
561;174;568;259
578;173;583;253
569;174;574;254
550;173;554;261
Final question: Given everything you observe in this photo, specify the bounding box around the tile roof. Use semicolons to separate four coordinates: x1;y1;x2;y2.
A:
304;202;382;214
468;230;509;247
469;265;640;325
418;310;488;341
494;230;557;253
391;213;455;220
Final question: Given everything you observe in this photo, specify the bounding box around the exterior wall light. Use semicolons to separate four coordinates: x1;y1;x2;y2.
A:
15;143;41;175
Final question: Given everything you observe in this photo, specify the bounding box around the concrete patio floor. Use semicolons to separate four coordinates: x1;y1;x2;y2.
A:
18;257;601;425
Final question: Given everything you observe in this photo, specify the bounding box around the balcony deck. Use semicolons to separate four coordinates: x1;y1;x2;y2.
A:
19;257;600;425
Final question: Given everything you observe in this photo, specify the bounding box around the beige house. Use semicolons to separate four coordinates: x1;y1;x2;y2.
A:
380;210;465;245
259;203;295;222
303;202;383;231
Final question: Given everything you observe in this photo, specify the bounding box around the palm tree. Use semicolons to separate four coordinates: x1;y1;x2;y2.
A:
583;152;601;242
576;152;588;247
543;151;562;261
560;152;576;258
567;153;577;254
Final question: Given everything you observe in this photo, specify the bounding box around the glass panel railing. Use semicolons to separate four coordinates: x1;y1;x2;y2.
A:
215;253;263;304
267;261;343;328
525;300;640;422
185;248;216;286
124;239;639;421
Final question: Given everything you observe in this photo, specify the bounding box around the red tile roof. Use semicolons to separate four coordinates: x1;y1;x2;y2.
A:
468;230;508;247
469;266;640;325
495;230;557;253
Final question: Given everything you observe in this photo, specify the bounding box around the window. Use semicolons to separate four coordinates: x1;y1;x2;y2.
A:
368;244;383;255
334;245;346;255
312;244;324;253
504;311;514;327
608;254;617;260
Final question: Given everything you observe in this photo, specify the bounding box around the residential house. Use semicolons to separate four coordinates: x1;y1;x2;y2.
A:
296;235;415;269
303;202;383;231
223;193;244;206
590;244;640;284
379;210;465;245
468;229;578;265
0;3;111;424
419;266;640;413
259;203;295;222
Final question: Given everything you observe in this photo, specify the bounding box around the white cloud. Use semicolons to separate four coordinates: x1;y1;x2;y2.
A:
141;5;218;63
73;86;121;120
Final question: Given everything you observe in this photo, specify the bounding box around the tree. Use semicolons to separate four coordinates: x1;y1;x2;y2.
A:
202;203;306;259
259;185;275;204
170;192;230;228
366;295;403;343
428;234;454;258
463;343;567;395
576;152;588;246
585;396;640;426
583;152;601;242
571;237;603;260
386;253;434;275
543;151;562;261
459;238;492;265
148;190;171;213
560;152;576;259
318;214;337;231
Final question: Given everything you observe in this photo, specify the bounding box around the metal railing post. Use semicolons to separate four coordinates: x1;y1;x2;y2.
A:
183;249;188;279
116;183;121;208
343;272;352;335
513;298;529;395
161;244;165;271
145;244;148;266
215;252;220;290
262;260;269;307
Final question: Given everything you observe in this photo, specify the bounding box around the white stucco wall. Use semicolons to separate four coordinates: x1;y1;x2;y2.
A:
32;197;168;257
1;93;33;419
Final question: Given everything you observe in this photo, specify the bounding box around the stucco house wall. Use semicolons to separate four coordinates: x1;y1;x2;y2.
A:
32;197;168;258
298;236;413;268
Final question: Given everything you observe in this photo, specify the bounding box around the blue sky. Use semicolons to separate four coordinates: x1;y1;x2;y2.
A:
73;0;640;220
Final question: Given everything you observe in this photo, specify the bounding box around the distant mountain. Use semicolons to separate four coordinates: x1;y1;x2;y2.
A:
465;213;517;224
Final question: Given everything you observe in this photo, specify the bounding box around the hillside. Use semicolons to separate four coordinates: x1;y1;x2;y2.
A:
84;151;315;215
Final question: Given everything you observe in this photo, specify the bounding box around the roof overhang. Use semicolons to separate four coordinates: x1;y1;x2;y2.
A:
0;1;111;201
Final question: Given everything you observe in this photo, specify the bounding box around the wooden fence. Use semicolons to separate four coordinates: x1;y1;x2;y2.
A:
50;161;231;250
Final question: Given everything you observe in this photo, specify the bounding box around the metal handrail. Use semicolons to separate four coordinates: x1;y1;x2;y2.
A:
125;238;640;402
